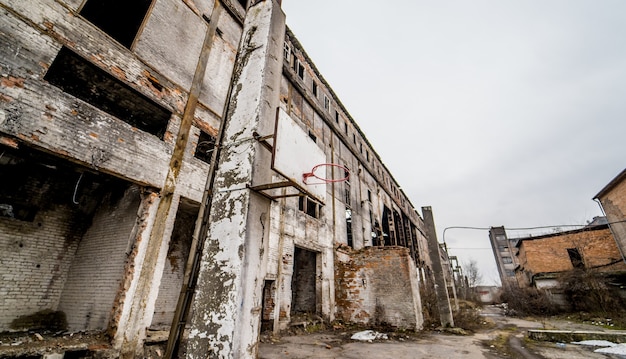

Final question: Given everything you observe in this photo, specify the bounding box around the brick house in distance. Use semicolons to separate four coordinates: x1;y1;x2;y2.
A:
595;168;626;263
514;223;626;292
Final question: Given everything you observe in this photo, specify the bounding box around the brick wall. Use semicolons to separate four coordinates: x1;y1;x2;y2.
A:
335;246;422;329
150;200;196;328
57;186;141;331
598;173;626;261
0;204;82;331
517;226;626;286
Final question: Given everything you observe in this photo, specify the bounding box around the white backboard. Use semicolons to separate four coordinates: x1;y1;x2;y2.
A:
272;108;327;202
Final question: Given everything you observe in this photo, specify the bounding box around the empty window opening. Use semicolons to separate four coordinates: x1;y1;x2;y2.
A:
194;130;216;164
283;43;291;62
45;47;171;139
346;207;353;247
381;206;393;246
291;247;318;317
344;122;348;133
298;196;320;218
335;110;339;123
308;131;317;143
0;145;141;333
343;169;351;206
297;62;305;80
312;81;318;97
323;95;330;110
502;256;513;264
352;134;356;144
567;248;584;269
238;0;248;9
79;0;153;48
150;198;199;329
359;143;363;153
367;189;372;202
366;150;370;162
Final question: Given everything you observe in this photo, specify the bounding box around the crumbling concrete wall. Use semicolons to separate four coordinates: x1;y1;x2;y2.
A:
335;246;423;330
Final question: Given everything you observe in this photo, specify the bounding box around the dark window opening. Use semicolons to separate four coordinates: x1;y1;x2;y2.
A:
194;131;216;164
353;134;356;144
343;170;351;206
45;47;171;139
298;196;320;218
344;122;348;133
346;207;353;247
367;189;372;202
238;0;248;9
502;256;512;264
291;248;317;315
80;0;152;48
567;248;584;268
312;82;318;97
323;95;330;110
335;110;339;123
297;62;305;80
308;131;317;143
366;150;369;161
283;43;291;61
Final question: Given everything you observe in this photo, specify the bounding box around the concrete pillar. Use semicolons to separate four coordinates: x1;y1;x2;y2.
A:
422;206;454;327
186;1;285;358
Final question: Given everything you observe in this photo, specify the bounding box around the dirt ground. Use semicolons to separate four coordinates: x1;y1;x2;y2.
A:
259;306;626;359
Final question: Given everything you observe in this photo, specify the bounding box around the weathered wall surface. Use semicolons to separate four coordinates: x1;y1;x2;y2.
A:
516;226;626;287
335;246;423;330
596;171;626;264
58;186;141;331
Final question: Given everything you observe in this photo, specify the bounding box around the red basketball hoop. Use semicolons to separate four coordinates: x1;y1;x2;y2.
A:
303;163;350;184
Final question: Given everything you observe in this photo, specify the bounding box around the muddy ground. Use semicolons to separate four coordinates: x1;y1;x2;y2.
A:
259;306;625;359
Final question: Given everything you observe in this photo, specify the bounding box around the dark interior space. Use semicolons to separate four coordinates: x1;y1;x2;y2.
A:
260;280;275;332
44;47;171;139
291;247;317;315
79;0;153;48
194;131;215;164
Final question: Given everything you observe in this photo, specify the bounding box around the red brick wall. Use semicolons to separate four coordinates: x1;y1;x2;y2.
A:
598;175;626;261
335;246;421;329
517;227;626;284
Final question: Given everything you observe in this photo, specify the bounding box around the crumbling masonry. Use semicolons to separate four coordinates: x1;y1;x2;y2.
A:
0;0;449;357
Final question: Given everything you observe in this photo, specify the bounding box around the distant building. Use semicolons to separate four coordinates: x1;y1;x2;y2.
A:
514;223;626;289
595;168;626;264
488;226;519;287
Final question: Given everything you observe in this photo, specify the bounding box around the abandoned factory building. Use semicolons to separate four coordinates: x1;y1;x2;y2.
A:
0;0;448;358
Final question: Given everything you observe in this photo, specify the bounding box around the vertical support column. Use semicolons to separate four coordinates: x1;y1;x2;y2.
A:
186;1;285;358
422;206;454;327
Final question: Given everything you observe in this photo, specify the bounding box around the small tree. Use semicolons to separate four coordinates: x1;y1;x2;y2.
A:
464;260;482;301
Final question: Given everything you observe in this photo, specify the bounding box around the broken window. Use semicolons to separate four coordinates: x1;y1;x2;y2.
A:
312;81;318;97
567;248;584;269
343;168;351;206
194;131;216;164
283;43;291;63
495;234;506;241
502;256;513;264
45;47;171;139
298;196;320;218
80;0;153;48
505;270;515;277
346;207;353;247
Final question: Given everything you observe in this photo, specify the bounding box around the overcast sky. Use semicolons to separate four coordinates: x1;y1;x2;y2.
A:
282;1;626;284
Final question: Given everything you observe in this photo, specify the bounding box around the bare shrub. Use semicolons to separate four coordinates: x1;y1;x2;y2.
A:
561;269;626;315
500;285;560;317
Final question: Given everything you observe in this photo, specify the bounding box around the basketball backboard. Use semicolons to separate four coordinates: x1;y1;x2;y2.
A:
272;108;327;202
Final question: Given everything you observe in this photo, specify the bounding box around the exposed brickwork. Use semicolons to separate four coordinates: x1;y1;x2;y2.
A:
516;226;626;287
335;246;422;329
57;186;141;331
596;170;626;262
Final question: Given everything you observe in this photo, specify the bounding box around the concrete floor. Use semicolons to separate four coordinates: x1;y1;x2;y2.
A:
259;306;624;359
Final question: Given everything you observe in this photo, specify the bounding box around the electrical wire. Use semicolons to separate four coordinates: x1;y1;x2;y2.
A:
72;172;83;205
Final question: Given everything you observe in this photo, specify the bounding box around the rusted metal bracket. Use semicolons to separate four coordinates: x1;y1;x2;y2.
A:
252;131;274;151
